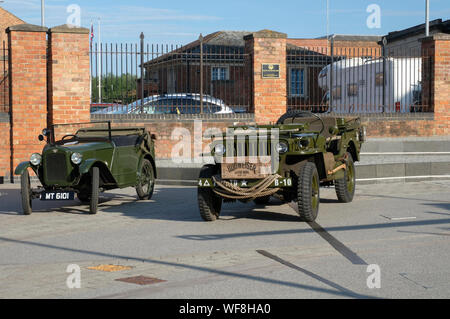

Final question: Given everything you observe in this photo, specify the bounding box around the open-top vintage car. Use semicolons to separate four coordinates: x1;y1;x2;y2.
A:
15;122;157;215
198;111;366;222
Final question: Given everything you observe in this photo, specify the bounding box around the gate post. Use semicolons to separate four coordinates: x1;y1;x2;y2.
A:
244;30;287;124
6;24;48;181
48;24;90;126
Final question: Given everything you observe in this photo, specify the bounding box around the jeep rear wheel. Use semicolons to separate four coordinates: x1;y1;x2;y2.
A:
335;152;356;203
198;165;222;222
136;159;155;200
297;162;320;222
89;167;99;215
20;169;32;215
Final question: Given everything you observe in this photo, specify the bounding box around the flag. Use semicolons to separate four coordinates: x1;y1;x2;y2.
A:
90;22;94;47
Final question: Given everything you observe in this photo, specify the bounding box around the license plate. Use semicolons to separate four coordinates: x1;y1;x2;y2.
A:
40;191;75;201
198;177;292;188
222;157;273;179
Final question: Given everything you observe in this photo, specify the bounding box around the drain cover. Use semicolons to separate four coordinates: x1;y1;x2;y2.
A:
87;264;133;272
115;276;166;286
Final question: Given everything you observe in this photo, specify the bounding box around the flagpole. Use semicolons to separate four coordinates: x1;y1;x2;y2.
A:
98;18;102;103
90;21;93;105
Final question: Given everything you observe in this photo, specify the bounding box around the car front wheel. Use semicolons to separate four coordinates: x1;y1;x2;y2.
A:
198;165;222;222
20;169;32;215
297;162;320;222
136;159;155;200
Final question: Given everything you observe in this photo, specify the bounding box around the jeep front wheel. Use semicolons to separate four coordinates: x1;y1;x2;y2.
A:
335;152;356;203
297;162;320;222
198;165;222;222
20;169;32;215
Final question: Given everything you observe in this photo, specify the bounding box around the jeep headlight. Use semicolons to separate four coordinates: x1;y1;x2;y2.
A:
359;126;367;142
298;138;310;149
71;152;83;165
276;142;289;154
214;144;226;156
30;153;42;166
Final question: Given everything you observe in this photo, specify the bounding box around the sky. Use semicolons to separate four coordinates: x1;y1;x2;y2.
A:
2;0;449;45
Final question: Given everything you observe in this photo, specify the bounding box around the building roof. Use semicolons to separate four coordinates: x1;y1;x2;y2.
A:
384;19;450;43
315;34;383;42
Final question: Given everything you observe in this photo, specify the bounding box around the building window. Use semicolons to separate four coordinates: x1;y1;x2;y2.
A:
212;67;228;81
347;83;358;97
375;72;384;86
289;68;306;97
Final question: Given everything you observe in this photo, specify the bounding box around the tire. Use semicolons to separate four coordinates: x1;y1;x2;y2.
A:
89;167;99;215
335;152;356;203
297;162;320;222
136;159;156;200
254;196;271;206
20;169;32;215
198;165;222;222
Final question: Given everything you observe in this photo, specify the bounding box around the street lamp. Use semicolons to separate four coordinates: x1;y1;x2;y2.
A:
425;0;430;36
41;0;45;27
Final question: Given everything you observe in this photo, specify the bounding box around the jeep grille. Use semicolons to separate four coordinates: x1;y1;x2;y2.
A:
44;152;68;182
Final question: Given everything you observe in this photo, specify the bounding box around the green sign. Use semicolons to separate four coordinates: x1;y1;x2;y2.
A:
262;64;280;79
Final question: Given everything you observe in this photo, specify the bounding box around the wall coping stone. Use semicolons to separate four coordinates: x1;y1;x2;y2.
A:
49;24;90;34
6;23;48;33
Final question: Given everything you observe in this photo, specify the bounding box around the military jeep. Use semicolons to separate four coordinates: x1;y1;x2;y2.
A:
15;121;157;215
198;111;365;222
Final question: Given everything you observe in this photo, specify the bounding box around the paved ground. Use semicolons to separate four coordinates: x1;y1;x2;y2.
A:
0;180;449;299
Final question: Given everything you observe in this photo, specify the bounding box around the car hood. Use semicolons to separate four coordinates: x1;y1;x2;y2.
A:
44;141;113;153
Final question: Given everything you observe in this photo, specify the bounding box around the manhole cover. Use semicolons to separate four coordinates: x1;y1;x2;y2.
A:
115;276;166;286
87;264;133;272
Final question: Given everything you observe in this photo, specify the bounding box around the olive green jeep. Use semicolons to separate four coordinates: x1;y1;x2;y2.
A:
198;111;366;222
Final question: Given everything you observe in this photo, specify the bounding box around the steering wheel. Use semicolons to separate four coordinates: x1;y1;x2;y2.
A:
61;134;77;141
280;111;325;134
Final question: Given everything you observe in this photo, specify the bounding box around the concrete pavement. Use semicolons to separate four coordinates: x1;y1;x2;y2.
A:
0;180;449;299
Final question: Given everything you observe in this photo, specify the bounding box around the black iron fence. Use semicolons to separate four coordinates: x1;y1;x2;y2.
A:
1;40;9;114
287;44;433;114
89;34;251;115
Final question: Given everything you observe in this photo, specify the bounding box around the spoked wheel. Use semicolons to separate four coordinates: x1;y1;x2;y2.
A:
297;162;320;222
335;152;356;203
20;169;32;215
136;159;155;200
198;165;222;222
89;167;99;215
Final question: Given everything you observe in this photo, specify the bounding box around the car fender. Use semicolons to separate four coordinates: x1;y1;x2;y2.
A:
14;161;32;176
79;159;107;175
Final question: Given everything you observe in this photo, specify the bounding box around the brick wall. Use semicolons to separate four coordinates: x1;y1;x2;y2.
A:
0;120;10;180
7;25;48;173
48;25;91;126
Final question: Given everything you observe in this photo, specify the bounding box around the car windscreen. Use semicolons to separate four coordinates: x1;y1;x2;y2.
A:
52;122;111;144
141;98;222;114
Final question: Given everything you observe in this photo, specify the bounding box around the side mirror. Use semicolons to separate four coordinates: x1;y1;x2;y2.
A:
38;135;45;142
329;126;339;136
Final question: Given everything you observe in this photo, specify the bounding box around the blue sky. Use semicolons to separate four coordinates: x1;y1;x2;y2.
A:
2;0;449;44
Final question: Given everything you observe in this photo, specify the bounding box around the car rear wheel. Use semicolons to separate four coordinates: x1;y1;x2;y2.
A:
198;165;222;222
335;152;356;203
20;169;32;215
297;162;320;222
136;159;155;200
89;167;99;214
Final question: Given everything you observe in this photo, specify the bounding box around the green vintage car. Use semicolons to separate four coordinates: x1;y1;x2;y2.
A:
198;111;366;222
15;122;157;215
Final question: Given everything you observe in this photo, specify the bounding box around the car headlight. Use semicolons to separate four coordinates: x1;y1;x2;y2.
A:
359;126;367;142
214;144;226;156
276;142;289;154
298;138;310;149
30;153;42;166
71;152;83;165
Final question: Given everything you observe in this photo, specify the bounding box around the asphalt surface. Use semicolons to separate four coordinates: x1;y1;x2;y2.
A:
0;180;449;299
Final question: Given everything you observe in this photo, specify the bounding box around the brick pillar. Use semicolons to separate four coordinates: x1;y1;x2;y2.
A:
244;30;287;124
421;33;450;136
6;24;48;176
48;25;90;126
